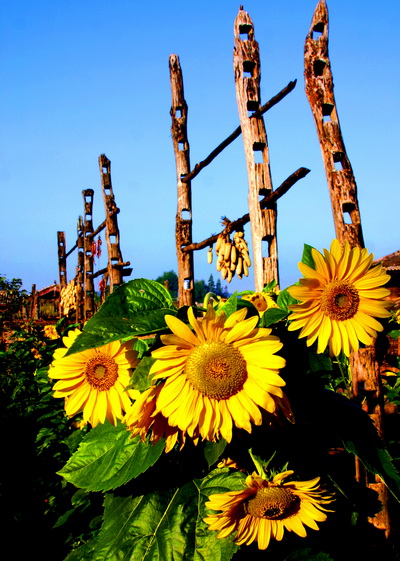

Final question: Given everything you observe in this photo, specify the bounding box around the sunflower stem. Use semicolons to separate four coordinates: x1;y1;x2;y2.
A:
203;292;217;310
249;449;268;479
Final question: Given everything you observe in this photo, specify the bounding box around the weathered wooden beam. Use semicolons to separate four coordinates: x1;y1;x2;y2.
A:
304;0;364;248
305;0;389;536
183;167;310;253
82;189;95;320
181;79;297;184
234;7;278;290
99;154;131;293
169;54;194;307
57;231;67;288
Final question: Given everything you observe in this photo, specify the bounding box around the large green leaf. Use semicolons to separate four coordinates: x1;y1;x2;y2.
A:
58;422;165;492
88;468;245;561
67;279;177;354
321;390;400;502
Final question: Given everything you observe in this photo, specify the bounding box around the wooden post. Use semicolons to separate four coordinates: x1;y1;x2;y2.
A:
98;154;132;293
304;0;364;248
233;7;279;291
82;189;95;320
30;284;38;320
305;0;389;535
169;54;194;307
75;217;84;324
57;231;67;288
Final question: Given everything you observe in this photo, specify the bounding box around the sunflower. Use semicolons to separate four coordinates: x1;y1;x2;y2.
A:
204;470;333;550
123;384;196;453
287;240;392;356
241;292;279;316
43;324;59;340
48;329;140;427
125;306;287;445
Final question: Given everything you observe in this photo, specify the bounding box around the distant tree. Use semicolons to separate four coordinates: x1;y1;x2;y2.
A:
155;271;178;299
215;278;223;296
0;275;28;332
207;274;216;294
194;279;208;303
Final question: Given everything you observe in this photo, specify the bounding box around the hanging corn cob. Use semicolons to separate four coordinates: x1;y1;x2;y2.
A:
211;218;251;283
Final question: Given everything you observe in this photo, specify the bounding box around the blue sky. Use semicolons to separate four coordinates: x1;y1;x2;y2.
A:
1;0;399;294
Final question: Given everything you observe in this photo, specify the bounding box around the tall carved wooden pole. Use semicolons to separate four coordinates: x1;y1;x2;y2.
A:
82;189;95;320
305;0;389;535
304;0;364;248
169;54;194;307
99;154;131;293
57;231;67;288
234;7;279;291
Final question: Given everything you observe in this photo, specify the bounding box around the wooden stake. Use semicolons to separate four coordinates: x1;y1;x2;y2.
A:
169;54;194;307
98;154;132;293
75;217;84;324
82;189;95;320
234;7;278;291
57;231;67;288
305;0;389;535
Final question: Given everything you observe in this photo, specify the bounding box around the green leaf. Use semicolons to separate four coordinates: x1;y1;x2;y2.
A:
276;288;298;311
58;422;165;492
90;468;245;561
321;390;400;502
217;292;238;318
284;548;333;560
301;243;316;268
388;329;400;340
130;356;155;391
260;307;289;327
67;279;177;354
262;279;278;293
203;439;227;469
308;351;333;373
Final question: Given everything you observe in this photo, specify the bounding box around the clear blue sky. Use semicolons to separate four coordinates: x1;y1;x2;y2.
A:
1;0;399;294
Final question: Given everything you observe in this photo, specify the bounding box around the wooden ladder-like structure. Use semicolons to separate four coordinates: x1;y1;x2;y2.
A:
57;155;132;322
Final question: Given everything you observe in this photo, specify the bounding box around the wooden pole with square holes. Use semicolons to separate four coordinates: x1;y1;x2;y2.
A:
98;154;132;294
304;0;390;536
234;6;279;291
169;54;195;306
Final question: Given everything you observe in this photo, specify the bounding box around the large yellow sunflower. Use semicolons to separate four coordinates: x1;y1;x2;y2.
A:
204;470;333;550
48;329;140;427
125;306;287;445
287;240;392;356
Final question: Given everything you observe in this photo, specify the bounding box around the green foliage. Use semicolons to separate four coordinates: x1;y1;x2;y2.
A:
58;422;165;492
71;468;243;561
0;274;28;329
67;279;176;355
3;276;400;561
155;270;178;299
301;244;316;268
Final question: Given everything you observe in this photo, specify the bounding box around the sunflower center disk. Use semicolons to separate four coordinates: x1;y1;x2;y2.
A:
85;354;119;391
320;280;360;321
185;341;248;400
245;486;300;520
